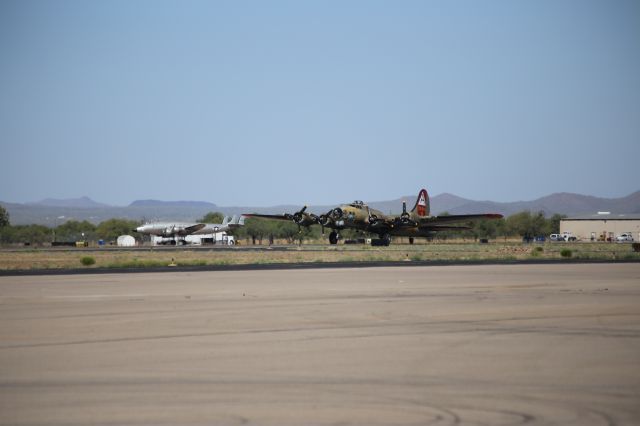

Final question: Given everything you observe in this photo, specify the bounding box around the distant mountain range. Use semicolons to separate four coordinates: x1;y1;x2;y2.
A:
27;196;110;209
1;191;639;226
129;200;218;209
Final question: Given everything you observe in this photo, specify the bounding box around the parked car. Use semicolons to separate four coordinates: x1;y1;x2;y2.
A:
616;233;634;242
550;234;564;241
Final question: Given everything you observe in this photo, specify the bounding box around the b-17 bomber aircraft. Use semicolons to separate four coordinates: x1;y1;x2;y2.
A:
134;215;245;245
244;189;502;246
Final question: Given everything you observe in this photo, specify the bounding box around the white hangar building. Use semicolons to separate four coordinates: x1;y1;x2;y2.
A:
560;213;640;241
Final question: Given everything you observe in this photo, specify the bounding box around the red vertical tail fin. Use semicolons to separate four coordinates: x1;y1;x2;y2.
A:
410;188;430;218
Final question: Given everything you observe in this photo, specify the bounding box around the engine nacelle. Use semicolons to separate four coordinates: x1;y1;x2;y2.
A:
330;208;343;220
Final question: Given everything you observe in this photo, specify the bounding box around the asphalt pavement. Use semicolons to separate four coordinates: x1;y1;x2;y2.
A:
1;264;639;425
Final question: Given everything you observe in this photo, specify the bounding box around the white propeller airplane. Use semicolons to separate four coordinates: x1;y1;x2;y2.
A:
133;215;245;245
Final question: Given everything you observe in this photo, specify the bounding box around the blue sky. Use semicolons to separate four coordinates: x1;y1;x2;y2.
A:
1;0;639;206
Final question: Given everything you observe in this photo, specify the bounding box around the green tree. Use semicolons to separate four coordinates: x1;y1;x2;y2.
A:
546;213;566;235
0;205;9;228
96;218;141;241
505;211;532;238
275;221;323;244
495;217;508;240
295;225;315;245
239;217;272;244
0;225;15;244
1;224;51;244
505;211;547;239
526;211;547;239
55;220;97;241
197;212;225;223
472;217;504;240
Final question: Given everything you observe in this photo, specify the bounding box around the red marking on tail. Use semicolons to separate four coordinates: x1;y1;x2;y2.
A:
411;189;430;217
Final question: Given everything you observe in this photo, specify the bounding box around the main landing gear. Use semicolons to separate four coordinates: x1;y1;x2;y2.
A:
329;231;339;245
371;233;391;246
328;231;391;246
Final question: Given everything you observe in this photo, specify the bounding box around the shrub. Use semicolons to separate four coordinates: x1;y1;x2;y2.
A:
531;247;543;257
560;249;572;258
80;256;96;266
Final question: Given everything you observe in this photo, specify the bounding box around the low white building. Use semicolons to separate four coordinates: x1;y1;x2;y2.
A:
117;235;137;247
560;213;640;241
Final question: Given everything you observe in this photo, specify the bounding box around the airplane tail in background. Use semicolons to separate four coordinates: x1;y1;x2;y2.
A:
410;188;430;218
224;215;245;228
222;216;230;226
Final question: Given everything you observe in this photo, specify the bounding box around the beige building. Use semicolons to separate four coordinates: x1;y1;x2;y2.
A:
560;213;640;241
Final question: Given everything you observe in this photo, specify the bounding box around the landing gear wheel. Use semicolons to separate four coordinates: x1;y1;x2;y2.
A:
409;237;414;245
329;231;338;245
371;234;391;246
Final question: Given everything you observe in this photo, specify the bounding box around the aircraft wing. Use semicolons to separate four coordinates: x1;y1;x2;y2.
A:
418;213;503;225
244;207;319;228
184;223;207;233
420;224;474;231
243;214;292;221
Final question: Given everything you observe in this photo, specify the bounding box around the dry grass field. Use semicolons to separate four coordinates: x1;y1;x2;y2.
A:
1;242;639;270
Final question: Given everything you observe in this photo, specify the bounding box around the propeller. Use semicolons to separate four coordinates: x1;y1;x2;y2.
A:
286;206;322;232
367;206;380;227
317;208;344;236
291;205;308;224
318;214;330;235
394;200;415;226
402;201;408;218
